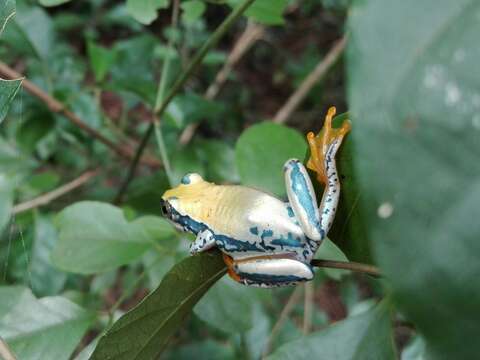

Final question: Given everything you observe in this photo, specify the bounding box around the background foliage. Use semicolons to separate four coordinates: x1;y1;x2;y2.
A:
0;0;478;359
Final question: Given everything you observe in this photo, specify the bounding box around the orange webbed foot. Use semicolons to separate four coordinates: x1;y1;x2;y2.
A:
306;106;351;185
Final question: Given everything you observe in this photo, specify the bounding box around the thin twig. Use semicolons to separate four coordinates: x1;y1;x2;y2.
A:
153;0;180;187
114;0;257;203
179;21;265;145
273;36;347;124
303;282;314;334
0;62;160;167
0;337;17;360
311;259;381;277
12;170;98;215
261;286;303;358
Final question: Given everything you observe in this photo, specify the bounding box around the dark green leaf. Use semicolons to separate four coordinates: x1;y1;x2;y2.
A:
164;340;235;360
401;336;426;360
0;0;15;36
348;1;480;358
267;301;396;360
30;214;67;296
228;0;288;25
0;173;13;232
0;78;22;124
315;238;349;280
170;145;206;185
165;93;224;129
0;286;94;360
87;42;117;83
194;277;258;333
39;0;72;7
51;201;153;274
235;122;307;197
126;0;169;25
13;6;54;59
181;0;206;24
90;251;226;360
196;139;239;183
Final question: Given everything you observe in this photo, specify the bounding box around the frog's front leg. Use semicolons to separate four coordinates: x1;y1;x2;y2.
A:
284;107;350;261
190;229;216;254
223;254;314;288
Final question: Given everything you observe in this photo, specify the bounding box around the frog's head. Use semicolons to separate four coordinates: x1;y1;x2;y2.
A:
160;173;212;233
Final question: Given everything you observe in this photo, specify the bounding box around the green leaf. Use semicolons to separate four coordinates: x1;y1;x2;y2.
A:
165;93;224;129
51;201;153;274
170;145;206;185
348;1;480;358
30;214;67;296
326;112;371;263
0;286;94;360
0;173;13;232
13;6;54;59
228;0;288;25
194;277;258;333
315;238;349;280
90;251;226;359
87;42;117;83
267;301;396;360
38;0;72;7
126;0;169;25
401;336;426;360
0;0;15;35
236;122;307;197
164;340;235;360
181;0;206;24
196;139;240;183
0;78;22;124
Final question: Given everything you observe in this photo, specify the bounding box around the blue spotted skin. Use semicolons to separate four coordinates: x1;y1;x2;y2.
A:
162;139;343;287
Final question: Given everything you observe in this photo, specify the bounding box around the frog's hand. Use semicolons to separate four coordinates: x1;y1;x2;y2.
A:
190;229;216;254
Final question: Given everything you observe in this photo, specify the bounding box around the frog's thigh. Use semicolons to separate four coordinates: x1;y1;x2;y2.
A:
234;257;314;287
190;229;216;254
284;159;322;240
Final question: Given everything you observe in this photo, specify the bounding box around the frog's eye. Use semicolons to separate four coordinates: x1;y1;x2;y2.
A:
181;173;203;185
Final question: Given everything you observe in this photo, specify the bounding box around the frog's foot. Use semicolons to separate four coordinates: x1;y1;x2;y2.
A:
223;253;243;282
306;106;351;185
224;254;314;288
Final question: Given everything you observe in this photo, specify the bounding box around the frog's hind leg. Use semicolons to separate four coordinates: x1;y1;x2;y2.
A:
225;255;314;288
284;107;350;261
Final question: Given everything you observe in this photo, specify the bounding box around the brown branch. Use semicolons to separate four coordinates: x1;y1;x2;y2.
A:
0;62;160;167
179;21;265;145
12;170;98;215
261;286;303;358
273;36;347;124
0;337;16;360
114;0;257;203
311;259;381;277
303;282;314;334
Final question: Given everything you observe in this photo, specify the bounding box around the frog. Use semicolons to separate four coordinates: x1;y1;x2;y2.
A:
161;107;351;287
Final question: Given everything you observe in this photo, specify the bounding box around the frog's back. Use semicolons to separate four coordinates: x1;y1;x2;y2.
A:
196;185;305;257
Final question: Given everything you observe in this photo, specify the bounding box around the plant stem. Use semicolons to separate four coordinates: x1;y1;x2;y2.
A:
261;286;303;358
0;337;16;360
114;0;257;203
152;0;180;187
12;170;98;214
0;62;159;167
311;259;381;277
273;36;347;124
303;282;314;334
